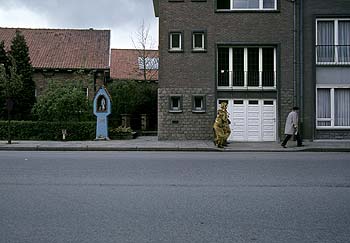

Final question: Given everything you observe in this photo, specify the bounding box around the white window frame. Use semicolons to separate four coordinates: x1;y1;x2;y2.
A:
229;0;277;10
316;84;350;129
138;57;159;70
169;95;182;113
192;95;206;112
192;32;205;51
218;47;276;90
316;18;350;65
170;33;182;51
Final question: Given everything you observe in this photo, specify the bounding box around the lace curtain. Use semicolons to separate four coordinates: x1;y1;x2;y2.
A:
318;88;350;127
335;89;350;126
338;21;350;62
317;21;334;62
317;88;331;126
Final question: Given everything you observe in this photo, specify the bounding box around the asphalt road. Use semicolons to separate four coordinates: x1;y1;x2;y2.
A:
1;151;350;243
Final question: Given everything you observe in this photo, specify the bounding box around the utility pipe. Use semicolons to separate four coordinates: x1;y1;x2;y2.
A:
299;0;304;122
293;0;297;106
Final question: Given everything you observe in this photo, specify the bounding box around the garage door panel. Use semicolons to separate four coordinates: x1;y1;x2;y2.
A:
233;113;245;119
220;99;276;142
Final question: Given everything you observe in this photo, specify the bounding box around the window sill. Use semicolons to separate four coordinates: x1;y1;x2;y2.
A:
316;62;350;67
192;49;207;53
169;110;183;113
168;49;184;53
215;9;280;13
316;127;350;130
217;86;276;91
192;110;206;113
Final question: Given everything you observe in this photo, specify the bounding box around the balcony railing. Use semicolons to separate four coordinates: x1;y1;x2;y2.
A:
316;45;350;64
218;70;276;88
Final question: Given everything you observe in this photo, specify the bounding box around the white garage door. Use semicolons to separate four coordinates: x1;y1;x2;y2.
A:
218;99;276;142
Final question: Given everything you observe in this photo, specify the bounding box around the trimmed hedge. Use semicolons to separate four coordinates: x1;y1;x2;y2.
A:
0;121;95;141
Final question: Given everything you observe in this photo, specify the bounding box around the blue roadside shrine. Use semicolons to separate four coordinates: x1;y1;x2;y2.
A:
93;86;112;140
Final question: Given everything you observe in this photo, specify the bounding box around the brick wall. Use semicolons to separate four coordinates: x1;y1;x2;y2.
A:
158;0;295;140
316;130;350;140
33;70;106;99
158;87;215;140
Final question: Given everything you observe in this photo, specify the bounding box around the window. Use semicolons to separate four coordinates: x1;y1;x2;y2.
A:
316;19;350;64
217;0;276;10
218;48;230;86
192;31;206;51
316;87;350;128
264;100;274;105
248;100;259;105
138;57;159;70
248;48;259;86
169;32;183;51
232;48;244;86
262;48;275;86
169;96;182;112
217;47;276;89
192;95;206;112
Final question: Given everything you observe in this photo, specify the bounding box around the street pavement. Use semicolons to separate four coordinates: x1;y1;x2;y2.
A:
1;151;350;243
0;136;350;152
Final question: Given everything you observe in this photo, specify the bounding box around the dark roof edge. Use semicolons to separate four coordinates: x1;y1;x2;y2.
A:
153;0;159;17
0;27;111;32
34;67;110;71
111;48;159;51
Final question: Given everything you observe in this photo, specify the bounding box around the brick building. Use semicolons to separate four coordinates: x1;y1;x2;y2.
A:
153;0;350;141
0;27;110;98
153;0;296;141
302;0;350;140
110;49;159;81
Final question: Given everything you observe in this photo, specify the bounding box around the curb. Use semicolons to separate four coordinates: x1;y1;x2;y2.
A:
0;146;349;152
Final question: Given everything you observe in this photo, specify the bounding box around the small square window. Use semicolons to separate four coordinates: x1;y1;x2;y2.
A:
192;31;206;52
217;0;276;10
233;100;243;105
138;57;159;70
192;95;206;112
169;32;183;51
169;96;182;112
264;100;274;105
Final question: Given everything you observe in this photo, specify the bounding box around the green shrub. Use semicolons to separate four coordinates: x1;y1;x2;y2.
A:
0;121;95;140
107;80;157;127
32;81;93;122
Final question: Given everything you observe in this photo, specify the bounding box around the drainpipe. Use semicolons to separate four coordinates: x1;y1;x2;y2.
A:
292;0;297;106
299;0;304;122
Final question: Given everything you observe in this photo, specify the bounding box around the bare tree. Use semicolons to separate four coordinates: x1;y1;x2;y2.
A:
131;20;159;82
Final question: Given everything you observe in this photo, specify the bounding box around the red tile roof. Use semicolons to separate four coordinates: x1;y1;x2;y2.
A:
0;27;110;70
110;49;158;81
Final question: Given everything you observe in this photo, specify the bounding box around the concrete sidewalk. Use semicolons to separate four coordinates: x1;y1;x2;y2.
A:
1;136;349;152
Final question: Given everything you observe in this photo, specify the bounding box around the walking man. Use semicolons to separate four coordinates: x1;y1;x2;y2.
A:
281;106;303;148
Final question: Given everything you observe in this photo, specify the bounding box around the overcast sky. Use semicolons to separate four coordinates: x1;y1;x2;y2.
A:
0;0;159;49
